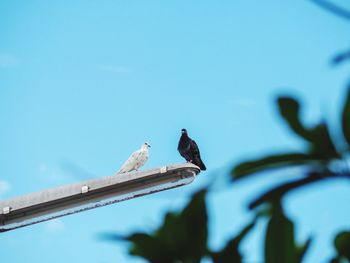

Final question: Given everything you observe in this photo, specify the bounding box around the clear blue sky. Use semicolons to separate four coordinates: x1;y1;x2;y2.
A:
0;0;350;262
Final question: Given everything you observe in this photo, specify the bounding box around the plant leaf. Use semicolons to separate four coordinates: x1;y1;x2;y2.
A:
307;123;340;159
277;97;312;141
264;205;296;263
127;233;169;263
329;257;341;263
211;221;256;263
101;188;208;263
157;189;208;262
277;96;339;159
232;152;317;180
334;231;350;261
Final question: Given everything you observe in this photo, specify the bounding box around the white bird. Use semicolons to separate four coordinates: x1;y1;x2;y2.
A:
117;142;151;174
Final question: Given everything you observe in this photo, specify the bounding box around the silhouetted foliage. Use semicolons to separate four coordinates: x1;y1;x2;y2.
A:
329;231;350;262
232;88;350;204
263;203;312;263
233;94;341;180
231;87;350;262
101;188;255;263
101;189;208;263
210;220;256;263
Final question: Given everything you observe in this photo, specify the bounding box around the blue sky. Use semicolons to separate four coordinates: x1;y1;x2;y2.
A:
0;0;350;262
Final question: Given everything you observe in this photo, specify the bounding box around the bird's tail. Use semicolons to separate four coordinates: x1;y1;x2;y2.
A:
194;157;206;171
199;161;206;171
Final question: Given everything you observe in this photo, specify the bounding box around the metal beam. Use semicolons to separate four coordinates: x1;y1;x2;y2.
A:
0;163;200;232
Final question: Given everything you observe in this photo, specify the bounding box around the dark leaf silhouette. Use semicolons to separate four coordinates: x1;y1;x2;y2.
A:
232;94;348;212
127;233;168;263
277;96;339;159
334;231;350;261
264;204;296;263
277;97;311;141
232;96;341;182
101;189;208;263
263;204;311;263
329;258;341;263
100;232;171;263
211;220;256;263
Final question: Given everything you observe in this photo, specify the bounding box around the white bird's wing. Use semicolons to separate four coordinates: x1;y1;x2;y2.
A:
118;150;142;173
133;149;149;170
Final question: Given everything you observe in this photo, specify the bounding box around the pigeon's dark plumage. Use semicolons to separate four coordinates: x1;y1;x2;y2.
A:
177;128;206;171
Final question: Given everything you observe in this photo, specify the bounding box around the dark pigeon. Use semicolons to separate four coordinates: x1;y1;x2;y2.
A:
177;128;206;171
